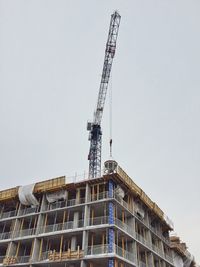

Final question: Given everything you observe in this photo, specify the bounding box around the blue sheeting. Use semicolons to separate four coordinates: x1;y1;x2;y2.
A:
108;259;114;267
108;179;115;256
108;180;114;198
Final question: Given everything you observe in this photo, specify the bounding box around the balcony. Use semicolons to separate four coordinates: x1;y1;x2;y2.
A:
86;244;135;264
152;244;164;257
89;216;109;226
0;231;11;240
40;248;83;262
114;194;171;246
15;255;30;264
87;244;109;255
0;210;17;220
18;207;38;217
91;191;109;202
89;214;174;265
47;197;86;211
13;228;36;239
1;255;30;265
39;219;84;235
139;261;147;267
0;256;5;264
149;225;170;245
115;245;135;263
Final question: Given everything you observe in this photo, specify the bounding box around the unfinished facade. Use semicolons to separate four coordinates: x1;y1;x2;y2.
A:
0;160;196;267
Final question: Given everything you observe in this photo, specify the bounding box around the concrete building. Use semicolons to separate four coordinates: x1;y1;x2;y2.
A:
0;160;196;267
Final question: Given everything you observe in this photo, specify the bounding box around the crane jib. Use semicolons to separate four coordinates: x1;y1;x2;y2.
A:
87;11;121;179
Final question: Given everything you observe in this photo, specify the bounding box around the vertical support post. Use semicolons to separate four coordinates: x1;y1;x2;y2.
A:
62;210;66;230
30;239;34;259
44;214;48;230
39;238;43;261
122;236;124;257
15;242;20;258
97;184;99;200
91;209;94;225
122;210;125;223
60;235;63;258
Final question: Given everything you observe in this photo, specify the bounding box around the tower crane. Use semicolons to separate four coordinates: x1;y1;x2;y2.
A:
87;11;121;178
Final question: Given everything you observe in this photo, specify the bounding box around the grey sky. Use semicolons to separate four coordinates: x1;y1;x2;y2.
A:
0;0;199;262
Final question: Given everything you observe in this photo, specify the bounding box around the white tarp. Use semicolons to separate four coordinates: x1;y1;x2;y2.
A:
183;252;194;267
172;251;184;267
164;214;174;229
115;185;125;198
18;184;39;206
46;189;67;203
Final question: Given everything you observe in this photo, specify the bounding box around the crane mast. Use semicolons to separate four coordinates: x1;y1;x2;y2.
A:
87;11;121;179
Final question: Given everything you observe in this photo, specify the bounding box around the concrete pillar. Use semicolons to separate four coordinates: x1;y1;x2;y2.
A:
160;240;165;257
146;226;152;248
81;260;87;267
71;236;77;251
146;212;150;227
73;211;79;228
36;194;47;235
150;252;155;267
30;238;40;262
127;216;135;235
11;218;21;238
82;183;90;260
16;203;23;216
6;242;17;257
133;240;137;264
40;193;48;211
128;240;137;263
76;188;80;204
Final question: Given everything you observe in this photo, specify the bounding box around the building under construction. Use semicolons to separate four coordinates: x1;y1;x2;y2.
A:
0;160;196;267
0;9;197;267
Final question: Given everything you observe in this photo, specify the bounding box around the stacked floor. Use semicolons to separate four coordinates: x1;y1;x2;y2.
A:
0;161;196;267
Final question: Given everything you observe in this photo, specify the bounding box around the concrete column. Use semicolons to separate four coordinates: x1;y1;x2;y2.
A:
30;238;40;262
71;236;77;251
36;194;47;235
160;240;165;257
146;226;152;248
6;242;17;257
82;183;90;263
76;188;80;204
132;240;137;264
40;193;48;211
11;218;21;238
146;212;150;227
16;203;23;216
128;240;137;263
150;252;155;267
73;211;79;228
127;216;135;234
81;260;87;267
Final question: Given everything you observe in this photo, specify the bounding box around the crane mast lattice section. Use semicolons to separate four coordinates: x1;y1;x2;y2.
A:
87;11;121;179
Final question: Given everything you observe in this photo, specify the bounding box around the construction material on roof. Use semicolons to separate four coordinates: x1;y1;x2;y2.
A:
0;187;19;202
34;176;66;193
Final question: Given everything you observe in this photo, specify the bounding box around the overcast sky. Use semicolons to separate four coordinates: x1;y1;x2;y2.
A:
0;0;199;262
